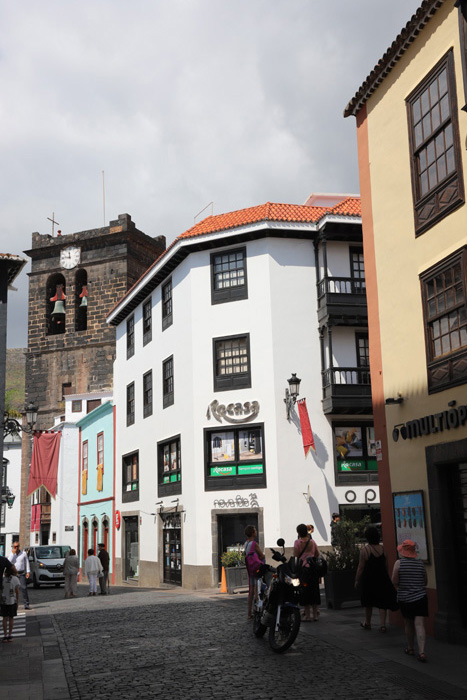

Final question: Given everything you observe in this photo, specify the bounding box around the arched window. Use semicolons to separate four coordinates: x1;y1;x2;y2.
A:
46;273;67;336
92;518;99;553
75;269;88;332
101;516;109;551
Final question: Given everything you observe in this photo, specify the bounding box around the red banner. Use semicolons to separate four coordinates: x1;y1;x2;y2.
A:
297;399;316;457
30;504;41;531
27;431;62;498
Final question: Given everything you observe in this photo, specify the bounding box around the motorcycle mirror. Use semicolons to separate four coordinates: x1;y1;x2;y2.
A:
277;538;285;547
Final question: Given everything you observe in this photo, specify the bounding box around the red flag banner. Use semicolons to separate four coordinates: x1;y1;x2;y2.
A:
297;399;316;457
27;431;62;498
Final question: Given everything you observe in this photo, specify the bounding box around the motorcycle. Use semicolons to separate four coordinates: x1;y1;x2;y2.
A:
252;538;302;653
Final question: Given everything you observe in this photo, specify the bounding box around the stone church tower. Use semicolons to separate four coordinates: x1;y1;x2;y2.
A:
19;213;165;543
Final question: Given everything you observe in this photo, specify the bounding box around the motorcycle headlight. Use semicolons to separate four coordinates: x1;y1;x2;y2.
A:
285;575;301;587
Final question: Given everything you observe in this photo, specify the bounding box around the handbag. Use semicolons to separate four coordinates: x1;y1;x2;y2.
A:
244;541;263;578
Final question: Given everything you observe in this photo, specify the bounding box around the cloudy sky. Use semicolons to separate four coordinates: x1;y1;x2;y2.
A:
2;0;422;347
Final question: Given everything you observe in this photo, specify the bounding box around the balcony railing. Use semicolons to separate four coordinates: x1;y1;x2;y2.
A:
318;276;366;299
322;366;372;414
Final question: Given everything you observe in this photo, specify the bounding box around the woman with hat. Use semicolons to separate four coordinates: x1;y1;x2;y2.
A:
392;540;428;662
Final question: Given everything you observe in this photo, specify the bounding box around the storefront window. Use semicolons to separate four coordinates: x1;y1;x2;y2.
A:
158;436;181;497
334;424;377;473
205;424;266;490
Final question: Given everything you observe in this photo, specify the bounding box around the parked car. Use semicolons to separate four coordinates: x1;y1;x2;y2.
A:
27;545;71;587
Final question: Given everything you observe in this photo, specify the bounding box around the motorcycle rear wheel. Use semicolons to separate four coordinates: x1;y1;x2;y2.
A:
268;606;301;653
253;610;267;638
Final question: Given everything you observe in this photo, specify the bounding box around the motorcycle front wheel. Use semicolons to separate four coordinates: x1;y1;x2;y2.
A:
268;605;301;653
253;610;267;638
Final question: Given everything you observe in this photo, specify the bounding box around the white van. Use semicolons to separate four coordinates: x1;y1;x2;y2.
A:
27;545;70;587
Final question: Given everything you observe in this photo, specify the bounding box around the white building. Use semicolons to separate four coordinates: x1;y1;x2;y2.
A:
1;433;22;556
29;391;112;550
108;196;378;589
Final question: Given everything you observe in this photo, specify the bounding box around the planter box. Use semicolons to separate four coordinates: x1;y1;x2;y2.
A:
324;568;359;610
225;566;249;593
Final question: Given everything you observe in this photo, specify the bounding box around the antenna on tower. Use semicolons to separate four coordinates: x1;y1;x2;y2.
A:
102;171;106;226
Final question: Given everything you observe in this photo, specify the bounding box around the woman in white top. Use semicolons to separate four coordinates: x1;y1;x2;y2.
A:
84;549;103;596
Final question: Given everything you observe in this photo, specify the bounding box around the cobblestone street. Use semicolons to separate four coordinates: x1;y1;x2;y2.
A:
41;588;465;700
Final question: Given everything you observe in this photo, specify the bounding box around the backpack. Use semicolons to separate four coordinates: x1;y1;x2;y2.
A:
244;541;263;578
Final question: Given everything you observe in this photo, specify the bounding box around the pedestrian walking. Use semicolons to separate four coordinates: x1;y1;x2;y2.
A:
7;541;31;609
330;513;340;546
244;525;265;621
84;549;103;596
97;543;110;595
1;565;19;642
63;548;80;598
295;523;321;622
392;539;428;663
355;525;397;631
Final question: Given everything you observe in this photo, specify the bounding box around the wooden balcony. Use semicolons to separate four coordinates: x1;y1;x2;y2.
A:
317;276;368;326
322;366;372;414
39;504;51;524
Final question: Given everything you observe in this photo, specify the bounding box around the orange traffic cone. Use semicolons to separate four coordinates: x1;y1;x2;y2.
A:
220;566;227;593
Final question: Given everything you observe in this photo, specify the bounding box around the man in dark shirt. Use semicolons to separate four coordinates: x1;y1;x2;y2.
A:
97;543;110;595
0;555;13;580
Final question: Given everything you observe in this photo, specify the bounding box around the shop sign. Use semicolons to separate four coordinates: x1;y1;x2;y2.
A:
213;493;259;508
237;464;263;475
345;489;377;504
65;525;74;532
115;510;121;530
392;403;467;442
207;399;260;424
211;466;236;477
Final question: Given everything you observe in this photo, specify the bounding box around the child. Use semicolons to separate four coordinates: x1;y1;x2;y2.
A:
2;566;19;642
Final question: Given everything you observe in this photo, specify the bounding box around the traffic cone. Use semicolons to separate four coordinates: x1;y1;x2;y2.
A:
220;566;227;593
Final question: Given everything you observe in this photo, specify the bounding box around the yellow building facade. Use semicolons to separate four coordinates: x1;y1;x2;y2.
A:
346;0;467;643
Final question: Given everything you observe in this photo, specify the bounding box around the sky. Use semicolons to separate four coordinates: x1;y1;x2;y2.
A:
1;0;422;348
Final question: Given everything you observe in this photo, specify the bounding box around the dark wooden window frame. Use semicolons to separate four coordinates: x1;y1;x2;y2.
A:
406;49;464;237
333;421;378;485
420;246;467;393
157;434;182;497
204;423;266;491
457;0;467;111
86;399;101;414
162;356;174;408
122;450;139;503
349;246;366;291
127;316;135;359
211;247;248;305
127;382;135;426
355;332;370;368
213;333;251;392
142;299;152;346
143;370;153;418
162;279;173;331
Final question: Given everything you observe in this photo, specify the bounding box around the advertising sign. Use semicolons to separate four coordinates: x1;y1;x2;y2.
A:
393;490;429;562
210;466;237;477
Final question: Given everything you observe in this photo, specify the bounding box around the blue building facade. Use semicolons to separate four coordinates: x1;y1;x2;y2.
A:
77;401;115;580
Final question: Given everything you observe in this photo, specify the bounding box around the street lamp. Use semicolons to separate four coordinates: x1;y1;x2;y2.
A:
2;401;39;438
284;373;301;420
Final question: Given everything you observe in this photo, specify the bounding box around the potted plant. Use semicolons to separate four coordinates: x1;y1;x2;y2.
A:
221;549;248;593
323;517;369;610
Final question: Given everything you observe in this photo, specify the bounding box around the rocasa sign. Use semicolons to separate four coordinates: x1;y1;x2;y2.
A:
392;403;467;442
207;399;260;424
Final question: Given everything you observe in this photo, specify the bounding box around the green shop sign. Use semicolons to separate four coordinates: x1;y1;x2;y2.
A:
238;464;263;475
210;466;237;477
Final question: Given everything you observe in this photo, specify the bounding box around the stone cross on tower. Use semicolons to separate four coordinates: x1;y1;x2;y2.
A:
47;212;60;237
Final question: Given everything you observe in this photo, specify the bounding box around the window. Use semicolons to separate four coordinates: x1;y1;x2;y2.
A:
158;435;181;497
356;333;369;368
143;300;152;346
334;424;377;482
162;357;174;408
127;382;135;425
143;370;153;418
211;247;248;304
420;247;467;392
407;50;464;235
97;432;104;469
127;316;135;359
71;400;82;413
122;451;139;502
213;334;251;391
350;247;365;291
205;424;266;491
86;399;101;414
162;279;173;330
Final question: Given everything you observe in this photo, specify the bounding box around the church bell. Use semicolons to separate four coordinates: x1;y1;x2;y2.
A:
51;300;66;322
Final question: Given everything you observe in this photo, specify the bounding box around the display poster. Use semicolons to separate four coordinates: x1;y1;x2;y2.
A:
238;429;263;461
170;442;178;470
367;426;376;456
335;427;363;458
393;491;429;562
163;445;170;472
211;431;235;462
